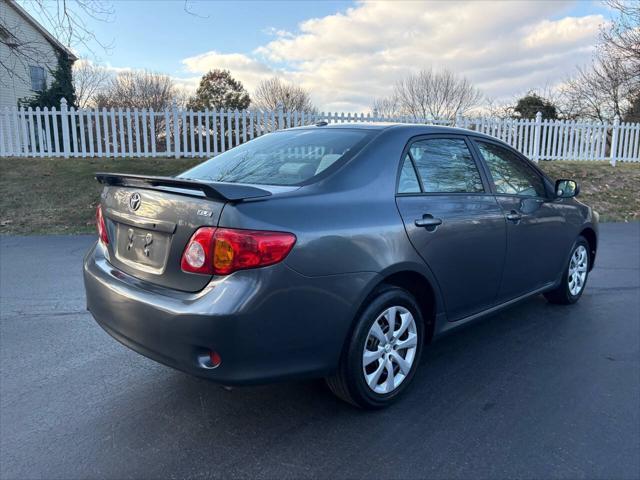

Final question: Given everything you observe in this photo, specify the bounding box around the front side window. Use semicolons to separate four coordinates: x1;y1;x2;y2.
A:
408;138;484;193
475;141;546;197
29;66;45;91
180;128;373;186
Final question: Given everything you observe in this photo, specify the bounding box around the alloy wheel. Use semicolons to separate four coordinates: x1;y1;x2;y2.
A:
362;306;418;394
568;245;588;296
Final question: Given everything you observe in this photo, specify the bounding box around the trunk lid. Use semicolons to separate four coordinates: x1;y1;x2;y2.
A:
96;173;272;292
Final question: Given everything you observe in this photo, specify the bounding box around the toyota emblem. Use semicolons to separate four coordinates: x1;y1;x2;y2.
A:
129;192;141;212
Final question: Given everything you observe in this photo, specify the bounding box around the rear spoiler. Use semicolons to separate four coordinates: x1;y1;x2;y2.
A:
95;173;272;202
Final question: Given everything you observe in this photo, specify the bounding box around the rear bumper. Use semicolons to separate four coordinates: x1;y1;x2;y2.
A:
83;242;377;384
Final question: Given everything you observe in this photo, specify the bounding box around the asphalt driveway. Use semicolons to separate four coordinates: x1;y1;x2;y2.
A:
1;223;639;479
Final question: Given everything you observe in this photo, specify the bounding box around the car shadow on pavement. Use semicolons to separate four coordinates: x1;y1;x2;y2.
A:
140;293;564;423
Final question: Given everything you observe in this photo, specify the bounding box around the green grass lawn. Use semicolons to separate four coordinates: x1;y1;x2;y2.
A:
0;157;638;234
537;161;640;223
0;157;201;234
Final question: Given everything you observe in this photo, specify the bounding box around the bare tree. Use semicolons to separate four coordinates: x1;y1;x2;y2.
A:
252;77;315;112
560;51;635;122
373;68;483;120
87;70;180;152
555;1;638;122
483;98;516;119
601;0;640;80
371;96;400;117
94;70;178;110
72;60;111;107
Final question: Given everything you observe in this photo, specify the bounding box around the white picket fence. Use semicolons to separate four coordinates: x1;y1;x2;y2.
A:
1;99;639;164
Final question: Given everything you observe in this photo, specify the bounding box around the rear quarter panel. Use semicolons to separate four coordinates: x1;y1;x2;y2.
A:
219;129;424;278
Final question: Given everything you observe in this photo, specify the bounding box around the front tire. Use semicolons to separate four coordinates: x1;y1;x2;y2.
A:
326;286;424;408
544;236;590;305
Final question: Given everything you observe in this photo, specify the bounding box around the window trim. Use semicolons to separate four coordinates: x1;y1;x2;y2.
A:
395;134;492;196
469;136;553;200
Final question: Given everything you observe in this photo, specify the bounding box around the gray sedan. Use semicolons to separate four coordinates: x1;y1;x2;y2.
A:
83;123;598;408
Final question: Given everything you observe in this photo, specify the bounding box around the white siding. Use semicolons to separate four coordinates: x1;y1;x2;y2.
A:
0;0;59;109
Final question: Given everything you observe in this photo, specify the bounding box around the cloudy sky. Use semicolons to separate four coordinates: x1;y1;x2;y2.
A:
22;0;612;111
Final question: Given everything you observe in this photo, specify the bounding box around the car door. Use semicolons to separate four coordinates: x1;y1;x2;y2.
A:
470;138;570;301
395;135;506;322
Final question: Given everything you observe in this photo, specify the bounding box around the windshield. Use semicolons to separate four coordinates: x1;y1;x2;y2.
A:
179;128;373;186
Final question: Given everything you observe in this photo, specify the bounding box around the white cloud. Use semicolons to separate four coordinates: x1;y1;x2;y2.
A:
522;15;604;49
181;51;275;92
262;27;294;38
174;1;604;111
73;58;133;75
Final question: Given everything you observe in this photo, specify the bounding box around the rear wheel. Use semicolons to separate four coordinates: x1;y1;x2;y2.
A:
544;236;590;305
326;286;424;408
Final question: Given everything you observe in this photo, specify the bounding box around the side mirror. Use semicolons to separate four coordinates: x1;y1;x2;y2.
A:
555;179;579;198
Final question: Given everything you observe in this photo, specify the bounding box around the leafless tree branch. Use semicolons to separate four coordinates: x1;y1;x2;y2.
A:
1;0;115;85
72;59;111;107
30;0;115;54
558;1;639;122
252;77;316;112
372;68;483;120
93;70;179;111
1;16;56;87
601;0;640;80
183;0;210;19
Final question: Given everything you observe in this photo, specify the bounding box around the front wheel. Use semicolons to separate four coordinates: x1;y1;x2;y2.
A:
544;236;590;305
326;286;424;408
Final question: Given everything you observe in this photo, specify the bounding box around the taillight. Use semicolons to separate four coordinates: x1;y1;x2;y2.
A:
180;227;216;274
181;227;296;275
212;228;297;275
96;205;109;245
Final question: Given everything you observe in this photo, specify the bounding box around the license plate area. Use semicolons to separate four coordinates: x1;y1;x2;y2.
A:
114;224;171;274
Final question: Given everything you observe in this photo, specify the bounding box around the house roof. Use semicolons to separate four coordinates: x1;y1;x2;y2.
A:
7;0;78;61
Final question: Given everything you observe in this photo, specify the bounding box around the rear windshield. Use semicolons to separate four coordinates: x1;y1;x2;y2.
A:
179;128;373;186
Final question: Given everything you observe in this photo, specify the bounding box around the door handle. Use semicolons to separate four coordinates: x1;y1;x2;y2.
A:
505;210;522;223
415;214;443;231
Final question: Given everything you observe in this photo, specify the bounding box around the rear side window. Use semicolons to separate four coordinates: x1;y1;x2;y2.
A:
398;154;421;193
475;141;546;197
180;129;373;186
406;138;484;193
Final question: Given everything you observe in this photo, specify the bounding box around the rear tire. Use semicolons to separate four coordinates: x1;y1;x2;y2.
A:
326;286;424;409
544;236;590;305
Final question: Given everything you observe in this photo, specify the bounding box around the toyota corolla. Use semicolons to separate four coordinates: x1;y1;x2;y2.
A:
83;123;598;408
